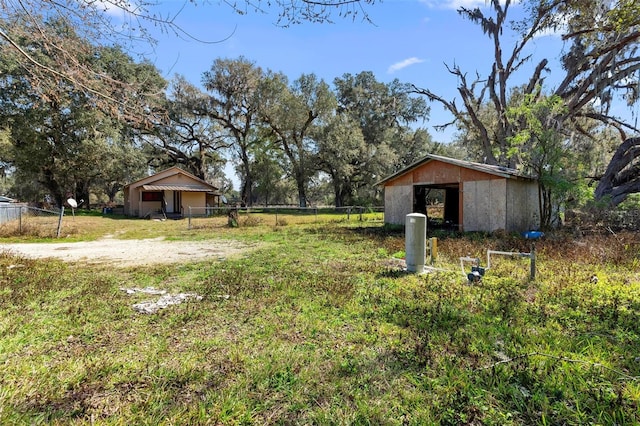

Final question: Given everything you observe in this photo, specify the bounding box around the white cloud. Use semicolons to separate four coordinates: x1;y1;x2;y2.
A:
387;57;425;74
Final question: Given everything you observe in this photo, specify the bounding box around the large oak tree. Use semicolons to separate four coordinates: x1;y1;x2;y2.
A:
413;0;640;206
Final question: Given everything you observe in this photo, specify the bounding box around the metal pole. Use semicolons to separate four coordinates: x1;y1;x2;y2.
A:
56;206;64;238
530;243;536;280
188;206;192;230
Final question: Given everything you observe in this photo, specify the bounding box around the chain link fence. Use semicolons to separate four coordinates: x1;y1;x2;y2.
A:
0;205;65;238
187;206;384;230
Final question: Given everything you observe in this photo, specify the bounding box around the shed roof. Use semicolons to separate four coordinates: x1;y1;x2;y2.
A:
377;153;536;185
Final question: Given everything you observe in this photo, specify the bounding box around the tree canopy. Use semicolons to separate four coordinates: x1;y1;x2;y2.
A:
0;0;375;125
413;0;640;207
4;0;640;213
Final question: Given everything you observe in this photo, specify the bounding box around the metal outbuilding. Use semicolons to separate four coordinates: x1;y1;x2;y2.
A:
378;154;540;232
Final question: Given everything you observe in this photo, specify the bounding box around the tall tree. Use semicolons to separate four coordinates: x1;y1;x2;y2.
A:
413;0;640;205
202;57;264;205
333;71;430;203
316;114;367;207
416;0;640;167
96;136;148;204
0;27;164;205
259;72;336;207
251;143;291;206
507;92;570;227
149;76;228;180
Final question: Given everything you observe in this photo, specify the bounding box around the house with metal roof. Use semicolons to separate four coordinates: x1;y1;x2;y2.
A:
123;166;220;218
378;154;540;232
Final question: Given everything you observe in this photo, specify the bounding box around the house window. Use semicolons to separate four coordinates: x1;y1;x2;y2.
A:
142;191;163;202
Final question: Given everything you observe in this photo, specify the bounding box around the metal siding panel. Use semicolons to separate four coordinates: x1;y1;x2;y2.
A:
143;184;213;192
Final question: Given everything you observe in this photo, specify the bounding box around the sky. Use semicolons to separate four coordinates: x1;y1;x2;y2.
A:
104;0;639;188
126;0;570;145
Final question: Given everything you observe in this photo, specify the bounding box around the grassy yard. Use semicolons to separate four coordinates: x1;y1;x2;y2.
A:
1;215;639;425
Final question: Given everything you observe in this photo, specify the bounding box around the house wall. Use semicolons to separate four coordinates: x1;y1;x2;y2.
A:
140;201;162;217
411;161;496;184
182;192;206;213
125;185;142;217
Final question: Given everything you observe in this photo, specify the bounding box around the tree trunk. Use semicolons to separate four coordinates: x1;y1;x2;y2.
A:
295;171;307;208
334;184;345;208
239;153;253;207
595;137;640;206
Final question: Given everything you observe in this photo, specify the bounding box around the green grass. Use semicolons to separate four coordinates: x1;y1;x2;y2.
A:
0;219;638;424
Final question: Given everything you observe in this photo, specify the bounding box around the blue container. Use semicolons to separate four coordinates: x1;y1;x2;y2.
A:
523;230;544;240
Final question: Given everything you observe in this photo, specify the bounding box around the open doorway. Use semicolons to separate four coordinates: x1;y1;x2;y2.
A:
413;184;459;229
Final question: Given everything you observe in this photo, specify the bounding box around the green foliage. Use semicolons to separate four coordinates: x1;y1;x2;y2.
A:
607;0;640;31
329;71;432;205
0;37;165;205
507;92;573;228
618;193;640;210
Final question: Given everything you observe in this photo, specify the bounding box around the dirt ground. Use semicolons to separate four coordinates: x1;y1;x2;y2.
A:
0;235;256;267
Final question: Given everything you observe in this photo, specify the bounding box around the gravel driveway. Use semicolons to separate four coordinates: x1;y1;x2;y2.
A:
0;236;255;267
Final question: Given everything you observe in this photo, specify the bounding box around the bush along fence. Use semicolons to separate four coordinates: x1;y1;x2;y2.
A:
0;205;66;238
186;206;385;229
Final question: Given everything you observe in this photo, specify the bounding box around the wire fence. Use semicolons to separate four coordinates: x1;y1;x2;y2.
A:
187;206;384;230
0;205;65;238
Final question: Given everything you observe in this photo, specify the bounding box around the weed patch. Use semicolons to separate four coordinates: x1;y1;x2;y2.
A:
0;222;638;424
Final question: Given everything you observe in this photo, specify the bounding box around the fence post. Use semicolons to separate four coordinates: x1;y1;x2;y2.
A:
19;206;22;234
188;206;192;230
56;207;64;238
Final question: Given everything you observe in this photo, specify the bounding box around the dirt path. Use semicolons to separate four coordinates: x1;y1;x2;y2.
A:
0;236;256;267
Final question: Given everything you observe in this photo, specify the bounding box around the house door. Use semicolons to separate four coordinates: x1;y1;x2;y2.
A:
173;191;182;214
